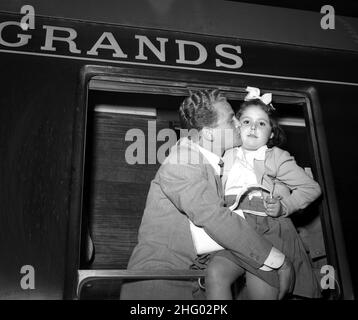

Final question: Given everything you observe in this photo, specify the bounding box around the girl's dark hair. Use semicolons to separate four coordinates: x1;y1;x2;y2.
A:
236;98;286;148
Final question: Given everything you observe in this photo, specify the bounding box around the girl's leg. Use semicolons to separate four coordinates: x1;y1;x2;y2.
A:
206;255;245;300
245;272;279;300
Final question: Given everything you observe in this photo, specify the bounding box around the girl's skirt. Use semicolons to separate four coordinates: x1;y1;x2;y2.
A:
192;195;322;298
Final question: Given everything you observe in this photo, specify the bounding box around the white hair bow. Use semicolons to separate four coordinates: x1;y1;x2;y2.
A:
244;86;274;109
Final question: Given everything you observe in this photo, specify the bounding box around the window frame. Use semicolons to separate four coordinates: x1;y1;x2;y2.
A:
65;64;353;299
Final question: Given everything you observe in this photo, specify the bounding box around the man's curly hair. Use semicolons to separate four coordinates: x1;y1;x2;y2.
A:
179;89;226;130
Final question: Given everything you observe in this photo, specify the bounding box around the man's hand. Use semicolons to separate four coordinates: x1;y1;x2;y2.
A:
264;196;282;218
277;257;295;299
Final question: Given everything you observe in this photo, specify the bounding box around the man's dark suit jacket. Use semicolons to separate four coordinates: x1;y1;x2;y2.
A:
120;138;273;299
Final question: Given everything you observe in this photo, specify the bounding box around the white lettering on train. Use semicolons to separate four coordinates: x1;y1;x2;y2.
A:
175;39;208;65
135;35;168;62
0;19;244;70
0;21;32;47
41;25;81;53
87;32;128;58
215;44;243;69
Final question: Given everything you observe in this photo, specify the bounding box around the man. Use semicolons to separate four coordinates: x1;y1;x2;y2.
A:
120;89;294;299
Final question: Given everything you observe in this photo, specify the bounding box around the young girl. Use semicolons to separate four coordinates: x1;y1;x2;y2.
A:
205;87;322;300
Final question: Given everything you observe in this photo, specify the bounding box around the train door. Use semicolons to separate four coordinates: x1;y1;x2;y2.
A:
67;65;341;299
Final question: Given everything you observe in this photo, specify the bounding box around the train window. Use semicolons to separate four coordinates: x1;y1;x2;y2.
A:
75;70;335;299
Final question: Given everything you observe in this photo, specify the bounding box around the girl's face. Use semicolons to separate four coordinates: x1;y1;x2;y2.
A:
239;105;273;150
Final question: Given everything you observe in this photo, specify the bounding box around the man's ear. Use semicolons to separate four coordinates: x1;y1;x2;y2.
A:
201;127;214;142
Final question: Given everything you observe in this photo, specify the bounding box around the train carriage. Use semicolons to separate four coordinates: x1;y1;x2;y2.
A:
0;0;357;299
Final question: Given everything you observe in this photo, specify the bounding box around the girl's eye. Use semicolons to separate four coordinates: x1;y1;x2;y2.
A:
241;119;250;125
259;121;266;127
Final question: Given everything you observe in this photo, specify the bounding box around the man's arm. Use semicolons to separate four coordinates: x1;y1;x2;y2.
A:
159;162;279;269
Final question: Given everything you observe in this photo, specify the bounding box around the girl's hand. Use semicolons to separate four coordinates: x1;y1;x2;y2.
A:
264;196;282;217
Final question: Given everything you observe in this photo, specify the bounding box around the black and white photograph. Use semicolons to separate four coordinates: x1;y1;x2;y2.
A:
1;0;358;308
